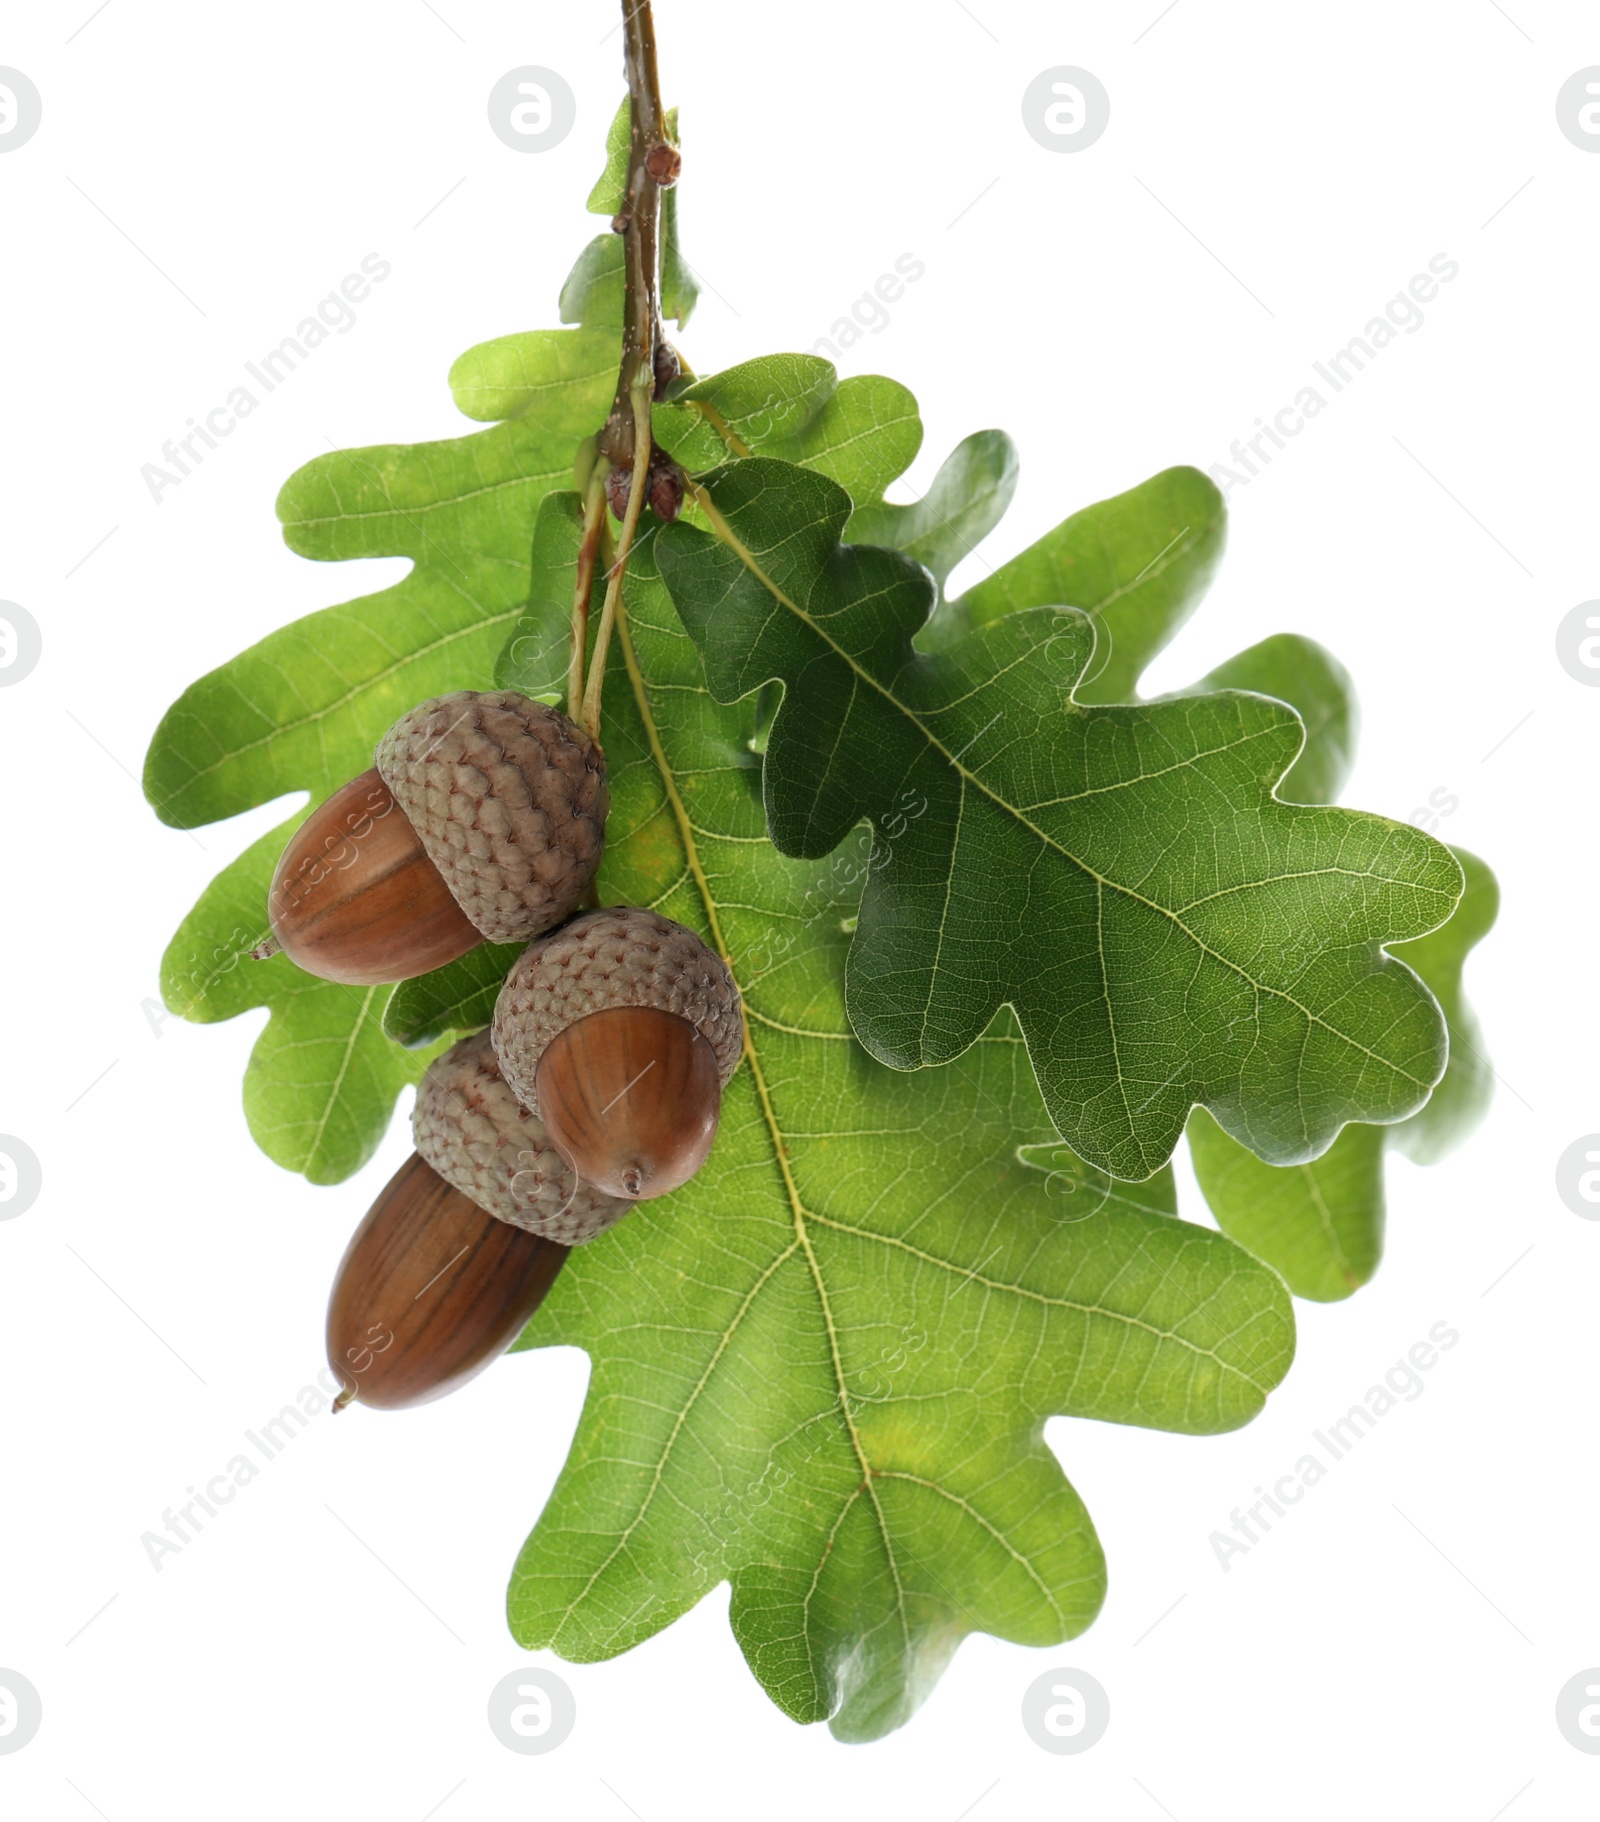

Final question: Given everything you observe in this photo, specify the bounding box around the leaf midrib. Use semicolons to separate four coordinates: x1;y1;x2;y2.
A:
613;601;914;1672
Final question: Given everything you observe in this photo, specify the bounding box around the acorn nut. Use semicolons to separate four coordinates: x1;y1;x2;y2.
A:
492;906;743;1202
326;1031;628;1412
266;690;608;985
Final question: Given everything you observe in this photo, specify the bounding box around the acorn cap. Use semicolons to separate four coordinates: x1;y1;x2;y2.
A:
491;906;744;1116
412;1030;629;1246
375;690;608;945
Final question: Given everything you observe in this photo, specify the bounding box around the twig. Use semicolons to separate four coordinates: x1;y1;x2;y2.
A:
598;0;671;474
570;0;677;741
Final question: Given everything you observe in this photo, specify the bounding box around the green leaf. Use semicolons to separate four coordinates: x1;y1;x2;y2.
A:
1167;629;1488;1292
941;465;1226;699
950;556;1493;1291
1387;846;1499;1164
656;457;1462;1180
558;236;625;329
849;429;1019;597
1188;1111;1386;1301
662;172;696;326
652;354;921;503
1189;634;1358;808
447;327;616;426
586;96;634;214
143;330;616;1181
492;519;1294;1741
382;940;524;1051
1187;846;1495;1294
1163;633;1488;1288
919;484;1393;1297
1172;624;1487;1297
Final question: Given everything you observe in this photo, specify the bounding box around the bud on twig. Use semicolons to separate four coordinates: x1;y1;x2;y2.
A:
645;142;681;185
653;339;681;399
605;446;685;524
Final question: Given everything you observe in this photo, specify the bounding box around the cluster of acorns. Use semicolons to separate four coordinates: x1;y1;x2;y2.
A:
264;690;743;1412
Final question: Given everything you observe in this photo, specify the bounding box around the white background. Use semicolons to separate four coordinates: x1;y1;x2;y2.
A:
2;1;1596;1816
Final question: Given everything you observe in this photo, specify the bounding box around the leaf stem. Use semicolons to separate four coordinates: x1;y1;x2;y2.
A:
567;462;612;722
582;381;653;738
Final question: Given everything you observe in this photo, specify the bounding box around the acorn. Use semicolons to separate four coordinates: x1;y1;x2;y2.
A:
266;690;608;986
327;1031;628;1412
491;906;743;1202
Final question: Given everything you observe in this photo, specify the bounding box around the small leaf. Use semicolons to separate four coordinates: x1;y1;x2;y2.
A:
653;354;921;503
558;236;625;328
586;97;633;214
658;457;1461;1179
447;327;616;426
496;491;593;701
661;153;697;325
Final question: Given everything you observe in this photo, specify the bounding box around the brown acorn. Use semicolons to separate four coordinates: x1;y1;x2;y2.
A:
327;1032;627;1412
266;691;608;986
491;907;743;1201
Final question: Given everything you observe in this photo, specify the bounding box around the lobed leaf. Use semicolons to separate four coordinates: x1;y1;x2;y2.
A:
943;537;1494;1293
143;334;617;1179
657;458;1462;1180
1383;846;1499;1164
491;520;1294;1740
652;354;921;504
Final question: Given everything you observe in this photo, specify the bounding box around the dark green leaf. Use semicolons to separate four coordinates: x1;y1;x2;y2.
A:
382;941;525;1051
1187;634;1358;808
657;457;1461;1179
